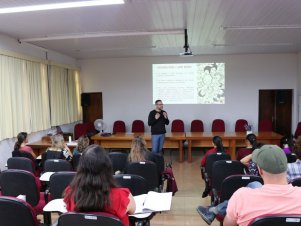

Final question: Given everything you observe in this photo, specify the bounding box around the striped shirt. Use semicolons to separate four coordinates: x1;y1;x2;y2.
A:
287;159;301;183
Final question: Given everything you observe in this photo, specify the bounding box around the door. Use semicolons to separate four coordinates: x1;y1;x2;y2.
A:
81;92;103;123
258;89;292;135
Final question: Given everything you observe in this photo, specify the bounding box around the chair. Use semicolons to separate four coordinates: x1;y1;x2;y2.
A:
219;175;263;203
131;120;145;133
191;120;204;132
58;212;124;226
74;123;97;140
212;119;225;132
44;159;73;172
235;119;248;132
7;157;35;174
126;161;159;191
71;154;81;170
0;196;46;226
114;174;148;196
295;122;301;138
258;119;273;132
48;171;76;200
113;120;126;133
292;177;301;187
286;153;297;163
236;148;253;161
171;119;185;132
108;152;128;174
41;150;65;168
0;169;45;214
211;160;245;204
250;215;301;226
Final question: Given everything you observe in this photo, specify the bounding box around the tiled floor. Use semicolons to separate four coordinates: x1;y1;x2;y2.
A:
42;148;220;226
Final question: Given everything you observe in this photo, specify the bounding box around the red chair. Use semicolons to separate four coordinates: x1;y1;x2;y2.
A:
113;120;126;133
191;120;204;132
131;120;145;133
258;119;273;132
235;119;248;132
74;123;97;140
171;119;185;132
295;122;301;138
212;119;225;132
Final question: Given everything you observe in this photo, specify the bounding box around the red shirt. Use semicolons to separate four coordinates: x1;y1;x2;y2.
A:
64;187;130;226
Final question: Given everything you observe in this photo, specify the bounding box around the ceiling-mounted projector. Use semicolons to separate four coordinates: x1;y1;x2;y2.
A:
179;28;193;56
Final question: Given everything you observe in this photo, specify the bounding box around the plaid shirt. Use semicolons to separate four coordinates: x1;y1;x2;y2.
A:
287;159;301;183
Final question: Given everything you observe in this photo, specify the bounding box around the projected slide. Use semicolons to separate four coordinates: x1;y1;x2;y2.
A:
153;63;225;104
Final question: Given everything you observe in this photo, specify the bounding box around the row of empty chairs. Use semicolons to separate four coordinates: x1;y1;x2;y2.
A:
112;119;251;133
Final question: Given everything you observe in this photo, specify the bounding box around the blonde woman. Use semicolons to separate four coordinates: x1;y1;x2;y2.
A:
128;136;152;162
45;134;73;161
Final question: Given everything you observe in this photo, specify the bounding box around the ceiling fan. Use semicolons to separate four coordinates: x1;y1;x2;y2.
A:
180;28;193;56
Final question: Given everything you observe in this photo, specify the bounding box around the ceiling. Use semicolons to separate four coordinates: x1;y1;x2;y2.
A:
1;0;301;59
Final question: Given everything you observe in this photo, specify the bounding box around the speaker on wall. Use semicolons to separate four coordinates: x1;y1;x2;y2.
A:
81;93;90;107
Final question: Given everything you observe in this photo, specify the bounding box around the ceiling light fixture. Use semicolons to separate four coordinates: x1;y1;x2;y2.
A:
0;0;124;14
19;30;183;42
222;25;301;30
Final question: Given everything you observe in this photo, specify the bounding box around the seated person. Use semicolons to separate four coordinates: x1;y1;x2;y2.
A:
287;135;301;182
197;145;301;226
73;135;90;156
280;135;294;154
128;136;164;177
13;132;36;158
64;144;136;226
200;136;227;197
236;134;259;161
200;136;227;167
43;134;72;163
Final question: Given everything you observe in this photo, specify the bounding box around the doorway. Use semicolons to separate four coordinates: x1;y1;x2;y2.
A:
81;92;103;123
258;89;292;135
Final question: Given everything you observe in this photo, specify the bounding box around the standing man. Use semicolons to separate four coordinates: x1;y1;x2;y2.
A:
148;100;169;155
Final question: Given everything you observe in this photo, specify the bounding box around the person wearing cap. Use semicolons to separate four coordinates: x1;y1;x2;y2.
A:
197;145;301;226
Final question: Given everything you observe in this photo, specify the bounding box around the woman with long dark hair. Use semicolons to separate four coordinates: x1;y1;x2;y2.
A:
200;136;225;167
236;133;259;160
64;144;135;226
13;132;36;158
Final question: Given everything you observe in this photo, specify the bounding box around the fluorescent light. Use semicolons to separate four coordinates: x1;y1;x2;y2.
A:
20;30;183;42
222;25;301;30
0;0;124;14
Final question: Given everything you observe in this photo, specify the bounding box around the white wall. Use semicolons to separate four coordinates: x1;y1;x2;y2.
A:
0;34;79;170
80;53;298;133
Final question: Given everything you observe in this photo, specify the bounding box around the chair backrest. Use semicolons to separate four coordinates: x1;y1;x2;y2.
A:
58;212;124;226
205;153;231;179
44;159;73;172
212;119;225;132
287;154;297;163
0;169;40;206
74;123;88;140
7;157;35;174
171;119;185;132
295;122;301;138
72;154;81;170
49;171;76;199
250;215;301;226
211;160;245;193
0;196;39;226
114;174;148;196
220;175;263;202
258;119;273;132
191;120;204;132
108;152;128;173
131;120;145;133
235;119;248;132
292;177;301;187
126;161;159;191
113;120;126;133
